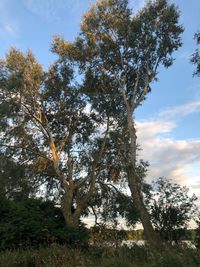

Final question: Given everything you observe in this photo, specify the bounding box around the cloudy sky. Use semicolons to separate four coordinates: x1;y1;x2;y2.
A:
0;0;200;200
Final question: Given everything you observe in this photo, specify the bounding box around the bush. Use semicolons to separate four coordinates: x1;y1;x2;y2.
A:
0;197;88;250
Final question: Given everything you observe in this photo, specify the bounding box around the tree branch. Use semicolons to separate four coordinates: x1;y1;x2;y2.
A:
0;144;50;160
77;117;110;210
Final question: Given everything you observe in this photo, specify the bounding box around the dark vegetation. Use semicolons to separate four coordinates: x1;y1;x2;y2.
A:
0;197;88;250
0;0;200;266
1;245;200;267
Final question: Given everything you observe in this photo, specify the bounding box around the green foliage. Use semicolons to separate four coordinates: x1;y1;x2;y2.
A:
0;154;29;200
51;0;183;245
53;0;183;117
0;197;88;250
89;183;139;227
149;177;197;242
0;44;110;227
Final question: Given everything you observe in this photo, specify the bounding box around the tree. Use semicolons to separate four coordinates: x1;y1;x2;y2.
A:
191;32;200;76
149;177;197;242
52;0;183;246
0;48;111;228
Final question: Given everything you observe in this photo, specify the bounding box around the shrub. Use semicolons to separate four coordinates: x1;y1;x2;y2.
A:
0;197;88;250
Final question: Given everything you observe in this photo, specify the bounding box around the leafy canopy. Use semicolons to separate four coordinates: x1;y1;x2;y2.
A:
149;177;197;242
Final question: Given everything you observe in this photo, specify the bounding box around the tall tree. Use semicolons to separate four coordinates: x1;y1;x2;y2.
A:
0;49;110;227
52;0;183;246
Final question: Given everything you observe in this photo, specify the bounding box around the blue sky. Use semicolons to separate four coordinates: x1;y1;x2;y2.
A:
1;0;200;201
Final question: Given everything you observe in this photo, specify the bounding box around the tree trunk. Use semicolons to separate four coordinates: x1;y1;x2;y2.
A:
126;113;161;248
127;165;161;247
62;189;79;228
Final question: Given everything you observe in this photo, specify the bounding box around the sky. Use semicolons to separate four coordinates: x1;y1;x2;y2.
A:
0;0;200;210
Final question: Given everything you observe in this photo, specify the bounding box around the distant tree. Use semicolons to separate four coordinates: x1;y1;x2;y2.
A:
149;177;197;243
191;32;200;76
52;0;183;247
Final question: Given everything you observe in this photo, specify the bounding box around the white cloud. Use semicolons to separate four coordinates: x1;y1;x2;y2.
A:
136;100;200;190
136;120;175;138
159;99;200;120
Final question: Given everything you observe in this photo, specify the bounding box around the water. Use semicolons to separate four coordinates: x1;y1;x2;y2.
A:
91;240;196;249
121;240;196;249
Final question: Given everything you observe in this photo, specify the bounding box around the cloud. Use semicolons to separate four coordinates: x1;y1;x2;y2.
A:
136;120;175;139
135;100;200;188
158;99;200;120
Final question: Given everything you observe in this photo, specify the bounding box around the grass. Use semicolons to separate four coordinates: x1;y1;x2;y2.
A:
0;244;200;267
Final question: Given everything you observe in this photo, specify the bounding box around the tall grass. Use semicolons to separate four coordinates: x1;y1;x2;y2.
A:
0;244;200;267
